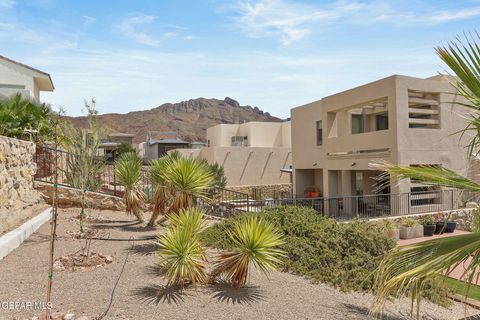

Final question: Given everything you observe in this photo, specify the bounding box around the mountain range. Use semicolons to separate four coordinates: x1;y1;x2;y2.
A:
67;97;283;144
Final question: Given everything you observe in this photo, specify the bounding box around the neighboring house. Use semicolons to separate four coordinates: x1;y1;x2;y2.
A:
0;55;54;102
291;74;477;215
173;121;292;187
83;130;134;162
139;131;191;162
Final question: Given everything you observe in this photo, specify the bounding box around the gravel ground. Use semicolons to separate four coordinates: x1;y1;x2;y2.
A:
0;208;476;320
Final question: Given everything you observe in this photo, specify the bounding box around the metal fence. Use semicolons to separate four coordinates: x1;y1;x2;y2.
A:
34;145;150;197
207;189;479;220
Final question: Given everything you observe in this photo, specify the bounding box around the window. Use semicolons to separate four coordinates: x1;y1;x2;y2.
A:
351;114;364;134
316;120;323;145
207;140;210;147
376;113;388;131
231;136;248;147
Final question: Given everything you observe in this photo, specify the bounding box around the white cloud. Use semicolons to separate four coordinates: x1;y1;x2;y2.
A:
232;0;480;45
425;7;480;23
116;14;174;47
0;0;15;8
83;15;96;26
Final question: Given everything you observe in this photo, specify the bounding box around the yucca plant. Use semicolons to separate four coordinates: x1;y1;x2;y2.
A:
168;207;207;235
147;152;180;226
371;33;480;318
157;208;208;289
115;152;145;221
160;156;215;213
210;216;285;288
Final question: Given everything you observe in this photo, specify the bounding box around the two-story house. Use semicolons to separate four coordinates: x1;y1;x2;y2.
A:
291;74;477;216
0;55;54;102
174;121;292;189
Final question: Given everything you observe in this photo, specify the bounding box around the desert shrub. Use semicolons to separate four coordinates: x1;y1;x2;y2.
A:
202;206;393;292
201;206;451;305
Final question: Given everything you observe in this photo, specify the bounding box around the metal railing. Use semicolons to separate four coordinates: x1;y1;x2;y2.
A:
34;145;150;197
199;187;250;217
205;188;479;220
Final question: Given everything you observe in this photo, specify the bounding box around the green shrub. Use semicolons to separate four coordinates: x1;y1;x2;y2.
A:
201;206;451;306
202;206;394;292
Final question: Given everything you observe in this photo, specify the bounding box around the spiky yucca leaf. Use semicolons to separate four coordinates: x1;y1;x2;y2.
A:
168;207;207;235
156;225;207;289
147;154;177;226
211;216;285;288
160;157;215;213
115;152;144;221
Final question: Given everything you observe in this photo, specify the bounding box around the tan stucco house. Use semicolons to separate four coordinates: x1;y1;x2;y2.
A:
0;55;54;102
291;74;478;215
174;121;292;188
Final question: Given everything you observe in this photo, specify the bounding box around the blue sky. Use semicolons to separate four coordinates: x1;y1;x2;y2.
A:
1;0;480;118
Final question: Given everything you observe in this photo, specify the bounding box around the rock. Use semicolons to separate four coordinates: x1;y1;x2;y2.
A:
105;256;113;263
63;313;75;320
53;260;65;271
75;316;89;320
50;312;64;320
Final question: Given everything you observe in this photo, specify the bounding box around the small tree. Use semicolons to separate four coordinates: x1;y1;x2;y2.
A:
116;142;135;156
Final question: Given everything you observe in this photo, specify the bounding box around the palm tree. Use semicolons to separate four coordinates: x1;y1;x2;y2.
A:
115;152;145;221
0;94;53;141
372;34;480;316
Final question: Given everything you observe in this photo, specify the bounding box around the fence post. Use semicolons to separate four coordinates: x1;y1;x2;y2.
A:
247;194;250;213
113;164;117;197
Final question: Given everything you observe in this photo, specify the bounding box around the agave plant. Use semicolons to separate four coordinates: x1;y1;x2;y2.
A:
210;216;285;288
160;156;215;213
115;152;145;221
157;208;207;289
371;34;480;317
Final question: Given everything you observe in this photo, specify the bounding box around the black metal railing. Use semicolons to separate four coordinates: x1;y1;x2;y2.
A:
34;145;149;197
205;189;478;220
198;187;250;217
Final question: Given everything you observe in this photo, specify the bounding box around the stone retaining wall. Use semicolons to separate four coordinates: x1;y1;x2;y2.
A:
228;183;292;199
35;181;125;211
0;136;43;234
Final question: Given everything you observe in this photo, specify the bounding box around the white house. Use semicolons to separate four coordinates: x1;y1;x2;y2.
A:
0;55;54;102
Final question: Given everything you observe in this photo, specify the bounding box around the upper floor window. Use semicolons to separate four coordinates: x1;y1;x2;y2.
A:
376;113;389;130
231;136;248;147
408;90;440;129
351;114;364;134
316;120;323;145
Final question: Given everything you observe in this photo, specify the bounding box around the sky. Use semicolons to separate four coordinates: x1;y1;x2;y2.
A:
1;0;480;118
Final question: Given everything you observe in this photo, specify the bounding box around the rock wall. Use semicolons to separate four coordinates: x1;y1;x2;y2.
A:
228;183;292;199
0;136;43;234
35;181;126;211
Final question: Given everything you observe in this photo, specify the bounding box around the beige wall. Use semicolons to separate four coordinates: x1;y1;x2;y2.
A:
0;58;52;102
173;146;292;187
291;74;476;196
207;121;291;148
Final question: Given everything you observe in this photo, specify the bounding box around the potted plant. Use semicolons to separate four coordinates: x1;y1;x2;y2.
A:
378;219;399;240
399;218;423;239
435;221;446;235
421;215;436;236
446;220;457;233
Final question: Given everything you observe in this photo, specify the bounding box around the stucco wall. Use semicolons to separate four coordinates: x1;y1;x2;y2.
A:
0;136;43;234
0;60;37;101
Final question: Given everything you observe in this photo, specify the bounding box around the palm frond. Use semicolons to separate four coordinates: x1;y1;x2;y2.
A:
372;233;480;316
370;160;480;192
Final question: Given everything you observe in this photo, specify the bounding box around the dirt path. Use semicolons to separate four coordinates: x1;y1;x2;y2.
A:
0;208;474;320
